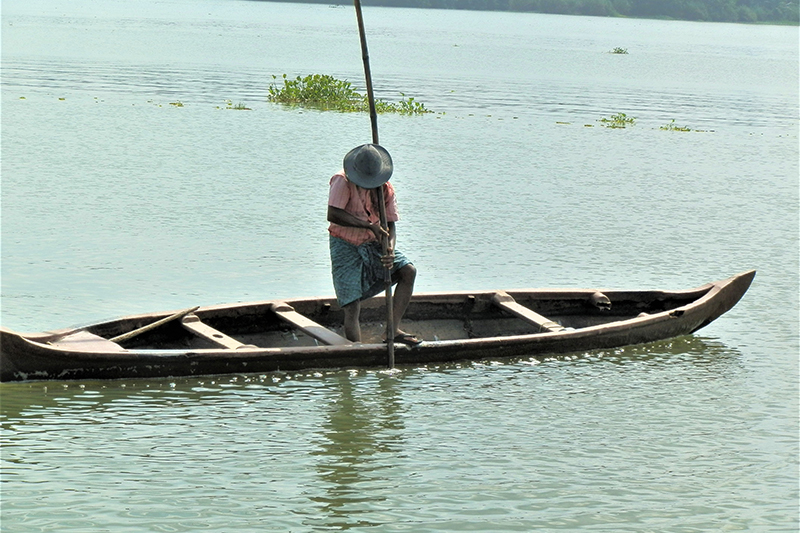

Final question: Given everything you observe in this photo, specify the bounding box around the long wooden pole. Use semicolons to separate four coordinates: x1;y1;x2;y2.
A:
353;0;394;368
109;306;200;344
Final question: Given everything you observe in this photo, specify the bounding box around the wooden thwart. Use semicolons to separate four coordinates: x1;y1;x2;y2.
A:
181;314;252;350
271;302;352;346
491;292;565;333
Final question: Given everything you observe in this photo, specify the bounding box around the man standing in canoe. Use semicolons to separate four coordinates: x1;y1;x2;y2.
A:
327;143;421;346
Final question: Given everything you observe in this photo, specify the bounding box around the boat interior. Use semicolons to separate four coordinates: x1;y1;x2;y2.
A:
53;286;709;352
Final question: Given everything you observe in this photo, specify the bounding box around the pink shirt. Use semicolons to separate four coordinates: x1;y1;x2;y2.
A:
328;171;399;246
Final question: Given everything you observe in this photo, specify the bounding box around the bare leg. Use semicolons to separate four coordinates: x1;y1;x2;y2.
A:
342;300;362;342
391;264;417;338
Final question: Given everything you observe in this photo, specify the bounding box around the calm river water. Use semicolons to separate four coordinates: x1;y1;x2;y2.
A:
1;0;798;531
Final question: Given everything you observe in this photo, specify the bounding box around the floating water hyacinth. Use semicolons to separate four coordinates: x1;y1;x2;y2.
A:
268;73;432;115
598;112;636;128
661;119;692;131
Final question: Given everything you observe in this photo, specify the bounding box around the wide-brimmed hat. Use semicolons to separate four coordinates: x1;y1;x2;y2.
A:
343;143;393;189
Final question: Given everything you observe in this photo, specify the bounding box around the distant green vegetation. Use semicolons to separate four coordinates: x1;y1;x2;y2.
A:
225;100;252;110
610;47;628;54
268;74;432;114
256;0;798;24
660;119;692;131
660;119;711;132
599;112;635;128
209;100;253;110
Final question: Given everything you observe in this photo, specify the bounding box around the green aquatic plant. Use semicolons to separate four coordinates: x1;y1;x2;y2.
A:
610;47;629;54
268;74;360;110
268;74;432;115
394;93;430;115
660;119;693;131
169;101;184;107
599;112;636;128
219;99;251;110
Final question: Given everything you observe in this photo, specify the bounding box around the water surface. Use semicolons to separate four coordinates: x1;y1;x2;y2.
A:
1;0;798;531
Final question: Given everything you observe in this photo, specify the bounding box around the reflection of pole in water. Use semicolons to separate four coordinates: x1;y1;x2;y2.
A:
308;372;405;529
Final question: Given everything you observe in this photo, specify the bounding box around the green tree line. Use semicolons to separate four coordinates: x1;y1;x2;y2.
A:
261;0;799;23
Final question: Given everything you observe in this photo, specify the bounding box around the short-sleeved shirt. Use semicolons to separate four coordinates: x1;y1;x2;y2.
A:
327;171;399;246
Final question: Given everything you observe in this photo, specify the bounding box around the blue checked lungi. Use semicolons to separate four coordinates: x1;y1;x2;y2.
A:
329;235;412;308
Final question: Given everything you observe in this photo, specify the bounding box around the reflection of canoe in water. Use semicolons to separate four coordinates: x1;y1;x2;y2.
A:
0;271;755;382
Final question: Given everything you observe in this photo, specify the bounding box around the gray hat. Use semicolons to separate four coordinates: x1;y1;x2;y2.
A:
343;144;393;189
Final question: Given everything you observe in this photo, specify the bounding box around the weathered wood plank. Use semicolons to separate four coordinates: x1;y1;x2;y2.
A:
181;314;249;350
50;331;127;352
271;302;352;346
491;292;565;333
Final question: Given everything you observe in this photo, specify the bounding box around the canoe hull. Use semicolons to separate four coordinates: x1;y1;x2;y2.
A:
0;271;755;382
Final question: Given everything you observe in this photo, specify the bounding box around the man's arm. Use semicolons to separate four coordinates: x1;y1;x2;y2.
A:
387;221;396;252
327;206;389;240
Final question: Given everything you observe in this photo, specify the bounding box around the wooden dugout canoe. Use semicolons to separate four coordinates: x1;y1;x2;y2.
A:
0;270;755;382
